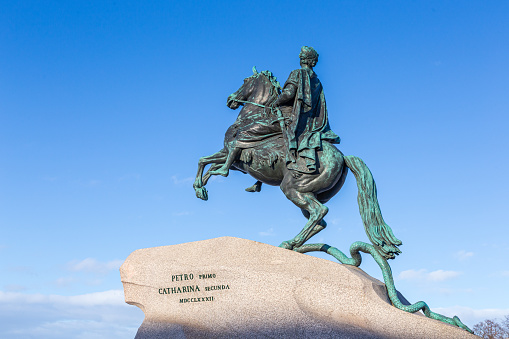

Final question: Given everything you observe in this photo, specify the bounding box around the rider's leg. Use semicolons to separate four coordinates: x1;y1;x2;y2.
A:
209;146;241;177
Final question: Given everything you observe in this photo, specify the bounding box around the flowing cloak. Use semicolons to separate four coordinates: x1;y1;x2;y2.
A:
283;68;340;173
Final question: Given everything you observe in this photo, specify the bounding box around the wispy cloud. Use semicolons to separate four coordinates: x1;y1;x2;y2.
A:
0;290;142;338
54;277;76;287
8;266;34;274
428;270;463;281
88;179;101;186
436;287;473;295
3;284;27;292
454;250;474;261
433;306;509;328
0;290;125;307
398;269;462;282
209;175;224;183
67;258;123;275
259;228;275;237
118;174;140;181
172;211;191;216
171;175;193;185
329;218;341;225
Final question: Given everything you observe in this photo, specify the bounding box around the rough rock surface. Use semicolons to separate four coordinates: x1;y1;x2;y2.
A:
120;237;477;338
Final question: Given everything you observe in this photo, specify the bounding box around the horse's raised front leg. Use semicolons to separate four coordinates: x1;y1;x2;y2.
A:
279;179;328;249
208;146;241;177
201;163;222;187
193;150;227;200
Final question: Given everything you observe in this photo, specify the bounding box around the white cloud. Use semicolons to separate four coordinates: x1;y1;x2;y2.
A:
8;266;33;273
329;218;341;225
501;271;509;277
88;179;101;186
209;175;224;182
172;211;191;216
434;306;509;328
259;227;275;237
0;289;125;306
454;250;474;261
8;319;135;339
398;269;462;282
427;270;463;282
3;284;26;292
0;290;143;339
54;277;76;287
398;269;427;280
171;175;194;185
118;173;140;181
436;287;473;295
67;258;123;275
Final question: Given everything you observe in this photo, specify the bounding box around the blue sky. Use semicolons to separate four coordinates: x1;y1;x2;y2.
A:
1;1;508;337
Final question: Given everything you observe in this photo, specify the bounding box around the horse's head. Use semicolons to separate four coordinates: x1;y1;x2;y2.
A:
227;67;282;110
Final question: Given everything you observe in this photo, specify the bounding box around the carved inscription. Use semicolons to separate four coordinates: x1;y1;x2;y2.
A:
159;285;200;294
204;285;229;291
159;272;228;303
179;296;214;303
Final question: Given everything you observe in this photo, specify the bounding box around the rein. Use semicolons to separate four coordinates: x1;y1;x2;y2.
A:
232;99;284;121
232;99;268;108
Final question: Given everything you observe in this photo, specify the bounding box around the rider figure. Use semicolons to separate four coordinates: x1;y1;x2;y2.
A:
211;46;340;178
275;46;340;174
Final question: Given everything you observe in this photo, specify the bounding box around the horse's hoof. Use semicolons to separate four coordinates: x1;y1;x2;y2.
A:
278;241;293;250
195;187;208;201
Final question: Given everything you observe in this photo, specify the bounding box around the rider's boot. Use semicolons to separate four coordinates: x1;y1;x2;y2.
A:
245;181;262;192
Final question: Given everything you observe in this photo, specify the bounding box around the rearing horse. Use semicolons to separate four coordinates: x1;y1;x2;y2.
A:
193;68;402;260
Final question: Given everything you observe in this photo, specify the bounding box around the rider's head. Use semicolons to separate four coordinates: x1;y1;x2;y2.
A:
299;46;319;68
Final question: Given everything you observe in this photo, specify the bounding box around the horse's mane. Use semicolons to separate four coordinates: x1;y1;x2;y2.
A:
259;70;282;93
252;68;282;106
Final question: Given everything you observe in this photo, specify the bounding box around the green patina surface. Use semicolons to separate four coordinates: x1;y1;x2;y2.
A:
194;46;473;334
294;241;473;333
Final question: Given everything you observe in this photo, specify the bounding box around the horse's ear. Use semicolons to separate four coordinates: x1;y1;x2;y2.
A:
252;66;258;75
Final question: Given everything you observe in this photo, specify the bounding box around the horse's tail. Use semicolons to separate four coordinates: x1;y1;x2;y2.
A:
344;155;402;260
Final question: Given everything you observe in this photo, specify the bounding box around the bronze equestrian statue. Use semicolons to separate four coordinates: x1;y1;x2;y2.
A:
192;46;473;332
193;46;401;260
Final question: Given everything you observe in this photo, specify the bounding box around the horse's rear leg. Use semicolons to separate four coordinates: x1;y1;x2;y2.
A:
279;188;328;249
301;209;327;228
